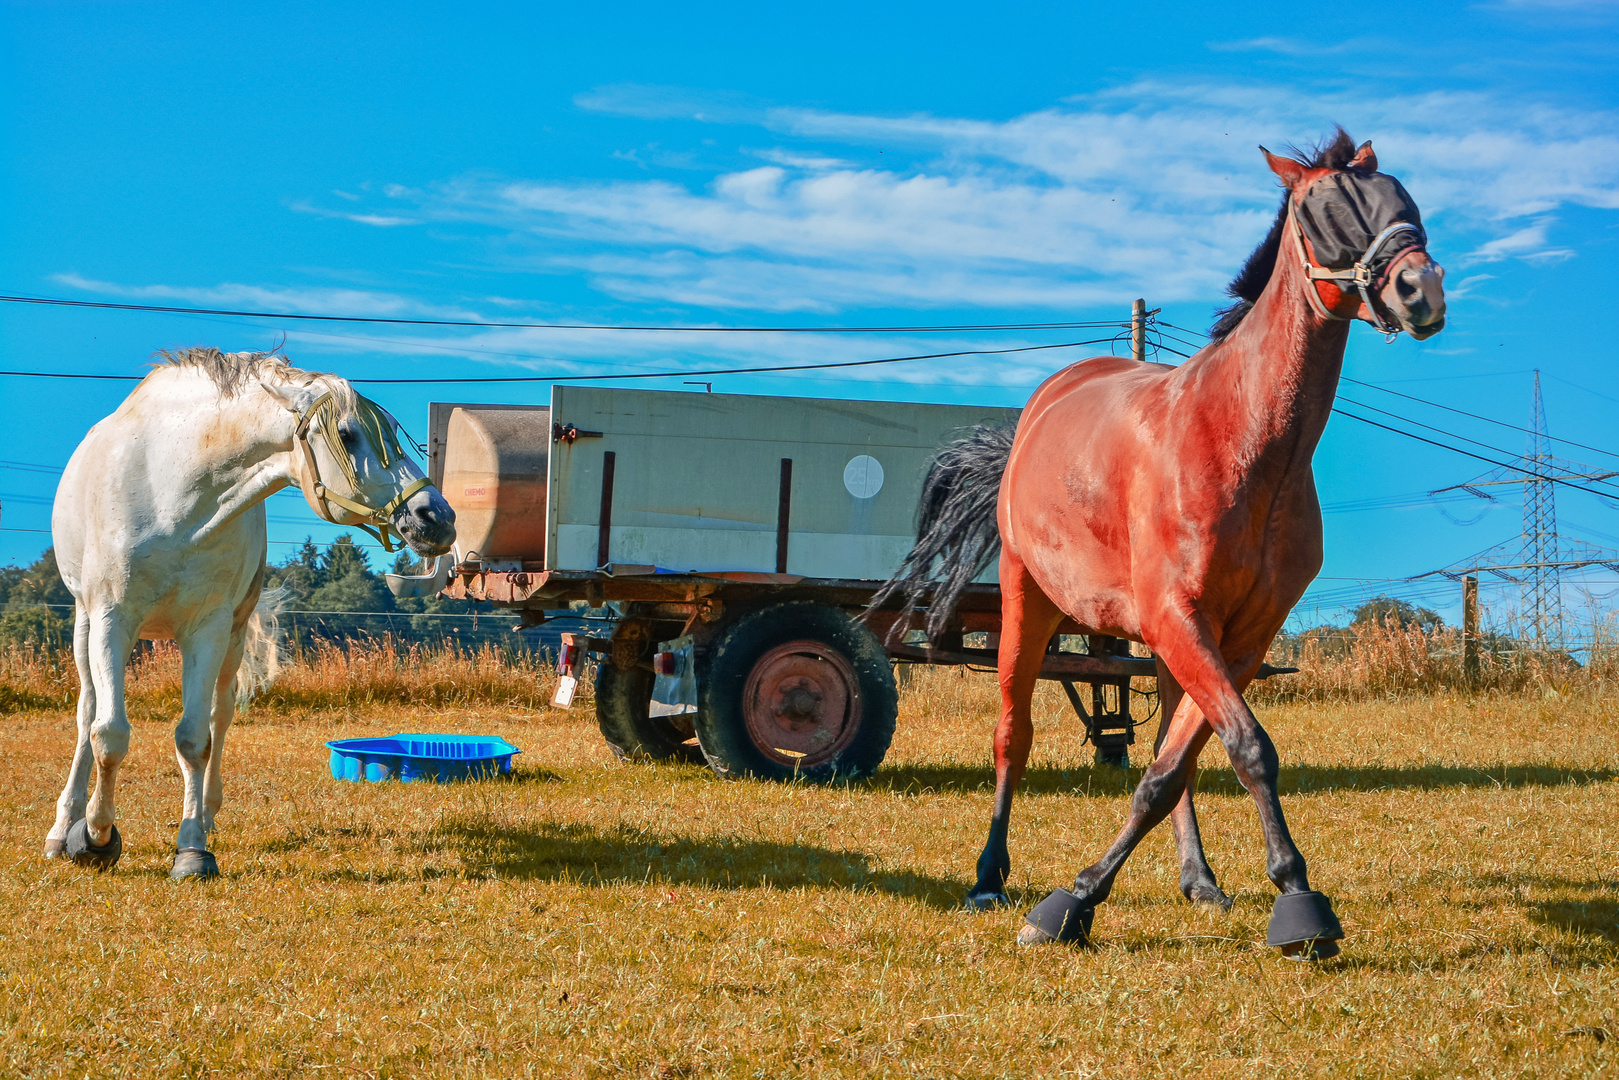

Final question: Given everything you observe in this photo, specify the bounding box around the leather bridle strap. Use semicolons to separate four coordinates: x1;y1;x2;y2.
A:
292;391;432;552
1288;198;1423;338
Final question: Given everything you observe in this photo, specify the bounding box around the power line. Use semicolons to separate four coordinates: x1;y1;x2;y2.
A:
1329;407;1619;500
0;293;1126;334
1152;318;1619;493
0;337;1111;386
1342;376;1619;461
355;338;1110;384
1;460;63;475
1336;395;1619;500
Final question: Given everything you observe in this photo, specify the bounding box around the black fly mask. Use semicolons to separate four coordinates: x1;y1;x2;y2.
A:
1292;170;1428;335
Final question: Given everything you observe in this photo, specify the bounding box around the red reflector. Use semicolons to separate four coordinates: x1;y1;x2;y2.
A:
653;652;676;676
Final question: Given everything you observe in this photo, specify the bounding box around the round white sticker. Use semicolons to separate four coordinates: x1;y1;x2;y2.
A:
843;454;884;499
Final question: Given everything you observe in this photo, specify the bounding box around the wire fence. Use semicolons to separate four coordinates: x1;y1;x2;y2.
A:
0;600;606;658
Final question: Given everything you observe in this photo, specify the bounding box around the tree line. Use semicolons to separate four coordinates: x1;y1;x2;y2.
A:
0;538;503;650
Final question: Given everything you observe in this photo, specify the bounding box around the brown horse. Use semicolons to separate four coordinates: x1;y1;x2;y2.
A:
879;130;1446;956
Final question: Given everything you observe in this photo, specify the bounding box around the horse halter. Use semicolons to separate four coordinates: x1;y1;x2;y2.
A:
1287;169;1427;339
292;391;431;552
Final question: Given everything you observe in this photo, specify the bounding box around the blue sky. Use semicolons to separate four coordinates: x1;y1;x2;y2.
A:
4;1;1618;631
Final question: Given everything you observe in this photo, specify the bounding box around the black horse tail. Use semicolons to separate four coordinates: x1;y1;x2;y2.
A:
869;420;1017;643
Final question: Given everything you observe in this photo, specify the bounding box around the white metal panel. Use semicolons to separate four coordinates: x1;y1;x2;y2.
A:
546;386;1020;580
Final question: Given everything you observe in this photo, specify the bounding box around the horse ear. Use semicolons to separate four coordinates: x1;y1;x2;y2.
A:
260;381;315;414
1261;147;1308;189
1349;140;1377;172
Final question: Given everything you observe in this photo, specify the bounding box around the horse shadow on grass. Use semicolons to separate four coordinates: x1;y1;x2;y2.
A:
366;819;969;910
870;762;1619;798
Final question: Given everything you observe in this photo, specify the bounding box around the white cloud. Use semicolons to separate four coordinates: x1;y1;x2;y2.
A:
574;84;765;125
49;273;479;320
365;80;1619;312
1446;273;1498;298
64;79;1619;337
290;200;419;227
1462;218;1576;263
47;270;1104;391
748;148;855;171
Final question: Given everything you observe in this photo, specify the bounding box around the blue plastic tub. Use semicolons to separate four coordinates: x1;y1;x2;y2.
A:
325;733;521;784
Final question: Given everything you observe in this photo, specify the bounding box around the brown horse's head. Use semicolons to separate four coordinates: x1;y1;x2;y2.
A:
1264;137;1447;340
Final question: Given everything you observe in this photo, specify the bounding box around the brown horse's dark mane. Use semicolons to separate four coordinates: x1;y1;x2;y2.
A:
1208;127;1359;343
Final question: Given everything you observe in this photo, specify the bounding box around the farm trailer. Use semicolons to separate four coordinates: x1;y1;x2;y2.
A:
388;385;1290;781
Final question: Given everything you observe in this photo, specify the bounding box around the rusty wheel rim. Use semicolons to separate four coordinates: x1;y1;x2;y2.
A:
742;640;862;768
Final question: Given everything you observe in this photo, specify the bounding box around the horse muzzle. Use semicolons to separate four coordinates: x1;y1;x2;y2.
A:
392;485;457;558
1381;251;1447;340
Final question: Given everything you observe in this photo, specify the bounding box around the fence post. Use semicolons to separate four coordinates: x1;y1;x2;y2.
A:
1462;574;1480;685
1131;298;1147;362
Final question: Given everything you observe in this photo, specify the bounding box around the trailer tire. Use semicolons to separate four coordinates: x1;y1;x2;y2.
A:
695;602;897;783
595;662;702;764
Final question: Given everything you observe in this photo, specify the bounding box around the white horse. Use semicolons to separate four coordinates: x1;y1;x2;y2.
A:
44;348;455;879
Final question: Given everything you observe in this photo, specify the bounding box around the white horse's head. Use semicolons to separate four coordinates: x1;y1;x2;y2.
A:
261;377;456;558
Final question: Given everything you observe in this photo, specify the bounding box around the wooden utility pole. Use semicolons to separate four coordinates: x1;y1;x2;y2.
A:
1131;298;1147;362
1462;574;1480;684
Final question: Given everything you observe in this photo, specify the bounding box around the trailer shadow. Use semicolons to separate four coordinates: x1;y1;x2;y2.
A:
410;819;968;910
870;762;1619;798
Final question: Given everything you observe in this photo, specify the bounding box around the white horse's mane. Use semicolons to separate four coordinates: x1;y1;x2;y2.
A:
150;347;358;415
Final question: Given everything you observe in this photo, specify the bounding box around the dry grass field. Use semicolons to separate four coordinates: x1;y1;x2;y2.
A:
0;643;1615;1078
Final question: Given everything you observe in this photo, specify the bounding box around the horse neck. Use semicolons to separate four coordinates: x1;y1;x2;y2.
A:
1192;245;1351;471
165;373;296;474
148;372;301;535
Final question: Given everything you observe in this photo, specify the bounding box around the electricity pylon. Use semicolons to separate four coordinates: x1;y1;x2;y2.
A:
1423;371;1619;651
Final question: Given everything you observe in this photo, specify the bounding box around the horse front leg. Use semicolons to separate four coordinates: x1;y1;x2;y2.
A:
1153;659;1231;910
171;615;232;881
63;608;137;870
1136;613;1341;957
46;604;96;858
966;552;1063;910
1019;667;1217;942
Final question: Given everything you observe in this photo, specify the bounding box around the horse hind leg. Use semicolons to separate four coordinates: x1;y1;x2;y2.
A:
201;627;247;838
1154;660;1231;911
170;614;233;881
966;550;1064;910
45;604;97;859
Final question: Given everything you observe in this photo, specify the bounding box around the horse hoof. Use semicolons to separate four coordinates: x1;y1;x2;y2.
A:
65;820;122;870
43;836;69;860
170;849;220;882
1184;882;1234;912
1020;888;1094;946
1266;890;1343;960
1018;922;1055;946
963;888;1011;912
1280;938;1341;961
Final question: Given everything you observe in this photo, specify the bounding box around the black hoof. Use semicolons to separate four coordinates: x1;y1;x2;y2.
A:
1266;890;1343;960
170;849;220;882
963;888;1011;912
1019;888;1094;946
65;820;122;870
1182;878;1234;911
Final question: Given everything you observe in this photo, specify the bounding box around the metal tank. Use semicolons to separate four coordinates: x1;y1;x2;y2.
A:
427;402;550;570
